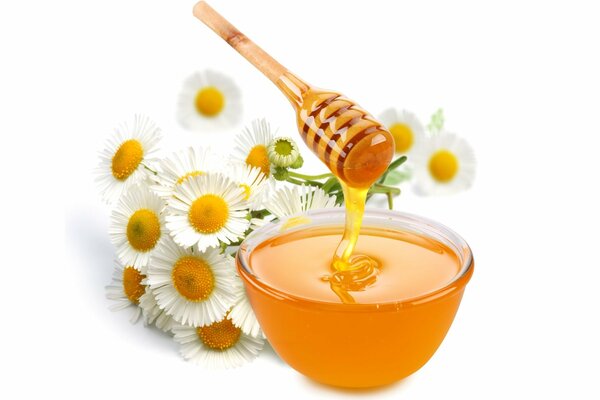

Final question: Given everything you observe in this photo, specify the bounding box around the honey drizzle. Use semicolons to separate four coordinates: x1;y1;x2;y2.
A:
332;185;368;271
324;184;380;303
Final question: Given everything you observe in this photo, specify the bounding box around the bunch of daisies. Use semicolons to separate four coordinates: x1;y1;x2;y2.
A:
97;115;356;368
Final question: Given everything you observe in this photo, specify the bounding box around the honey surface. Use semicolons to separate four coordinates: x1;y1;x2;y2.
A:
249;226;460;304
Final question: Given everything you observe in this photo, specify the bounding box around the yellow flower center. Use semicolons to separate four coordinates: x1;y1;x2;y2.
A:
428;149;459;183
274;139;293;156
176;170;205;185
122;266;146;304
197;317;242;351
111;139;143;181
246;145;270;176
188;194;229;234
194;86;225;117
126;209;161;251
389;123;414;154
239;184;251;200
171;256;215;302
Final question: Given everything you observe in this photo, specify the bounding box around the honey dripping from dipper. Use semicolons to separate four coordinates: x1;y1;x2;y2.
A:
194;1;395;303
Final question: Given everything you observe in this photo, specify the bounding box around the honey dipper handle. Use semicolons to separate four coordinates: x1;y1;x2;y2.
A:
193;1;286;83
193;1;309;108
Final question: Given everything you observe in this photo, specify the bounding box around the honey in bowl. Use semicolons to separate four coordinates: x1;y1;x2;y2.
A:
237;209;473;388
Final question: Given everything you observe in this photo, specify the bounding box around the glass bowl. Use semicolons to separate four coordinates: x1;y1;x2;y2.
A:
236;208;474;388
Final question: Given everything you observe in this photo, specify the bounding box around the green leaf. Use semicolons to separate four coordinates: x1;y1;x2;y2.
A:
378;156;407;184
388;156;408;171
289;154;304;169
321;176;341;193
273;166;289;181
428;108;445;134
383;170;411;185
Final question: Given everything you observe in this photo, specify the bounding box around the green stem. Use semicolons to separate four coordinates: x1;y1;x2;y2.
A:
304;179;324;188
141;163;158;175
372;183;401;195
288;171;334;180
286;177;306;186
286;176;324;188
368;187;393;194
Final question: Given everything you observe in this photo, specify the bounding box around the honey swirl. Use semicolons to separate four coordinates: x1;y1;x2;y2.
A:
322;254;381;304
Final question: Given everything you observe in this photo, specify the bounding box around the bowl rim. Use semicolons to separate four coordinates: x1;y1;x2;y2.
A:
236;208;474;311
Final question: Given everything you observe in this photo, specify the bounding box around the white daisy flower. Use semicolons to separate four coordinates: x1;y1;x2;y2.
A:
226;163;271;211
166;173;250;252
105;261;146;324
412;131;476;196
150;147;221;199
139;285;175;333
229;284;262;338
177;70;242;130
267;185;340;219
378;108;425;157
146;237;239;327
267;137;300;168
233;118;275;177
109;184;165;269
172;314;265;368
96;114;162;203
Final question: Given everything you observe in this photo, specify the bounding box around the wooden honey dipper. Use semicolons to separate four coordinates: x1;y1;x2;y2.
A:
193;1;394;188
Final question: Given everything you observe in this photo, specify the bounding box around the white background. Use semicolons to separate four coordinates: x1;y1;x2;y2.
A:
1;0;599;398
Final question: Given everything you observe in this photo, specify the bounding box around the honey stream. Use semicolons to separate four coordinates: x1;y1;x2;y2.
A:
325;186;379;303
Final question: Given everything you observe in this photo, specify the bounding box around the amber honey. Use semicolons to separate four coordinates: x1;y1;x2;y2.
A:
250;227;460;304
238;212;473;388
